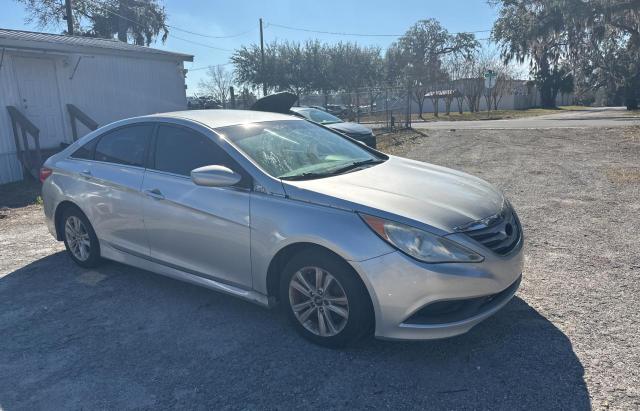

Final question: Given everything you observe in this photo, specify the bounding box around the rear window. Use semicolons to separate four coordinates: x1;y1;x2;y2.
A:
94;125;153;167
70;138;98;160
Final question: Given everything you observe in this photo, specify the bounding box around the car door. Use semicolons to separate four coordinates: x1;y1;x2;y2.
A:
141;123;253;288
74;124;153;257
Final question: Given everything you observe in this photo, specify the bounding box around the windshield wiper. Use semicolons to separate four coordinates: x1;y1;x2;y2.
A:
280;159;384;181
327;158;385;175
280;172;330;181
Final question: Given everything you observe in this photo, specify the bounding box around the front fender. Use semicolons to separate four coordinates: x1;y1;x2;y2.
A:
249;193;395;294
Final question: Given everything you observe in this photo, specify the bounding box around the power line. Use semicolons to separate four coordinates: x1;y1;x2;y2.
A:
170;34;234;52
188;62;234;71
267;22;492;37
166;27;254;39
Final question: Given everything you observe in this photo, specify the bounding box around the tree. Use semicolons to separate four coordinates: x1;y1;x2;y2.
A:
16;0;169;45
278;42;309;100
455;53;485;113
198;66;234;107
492;0;639;109
388;19;478;118
474;50;520;110
231;40;383;101
443;55;469;114
562;0;640;109
444;55;467;114
492;0;568;108
303;40;333;106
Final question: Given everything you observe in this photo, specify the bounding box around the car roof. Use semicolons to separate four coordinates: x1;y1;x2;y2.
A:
290;107;313;112
146;109;301;129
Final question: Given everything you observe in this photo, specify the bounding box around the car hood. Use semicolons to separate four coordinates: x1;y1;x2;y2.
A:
251;92;298;113
281;156;505;233
327;122;372;135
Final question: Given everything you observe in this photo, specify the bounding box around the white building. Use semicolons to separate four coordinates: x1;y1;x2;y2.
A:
0;28;193;184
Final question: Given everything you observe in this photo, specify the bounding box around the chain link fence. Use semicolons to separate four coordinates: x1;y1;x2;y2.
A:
298;88;413;131
189;81;572;133
296;81;573;131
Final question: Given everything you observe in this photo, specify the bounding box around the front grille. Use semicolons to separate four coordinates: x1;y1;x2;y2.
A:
463;207;522;256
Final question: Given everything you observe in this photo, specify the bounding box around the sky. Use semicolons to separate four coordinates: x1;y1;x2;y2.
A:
2;0;500;93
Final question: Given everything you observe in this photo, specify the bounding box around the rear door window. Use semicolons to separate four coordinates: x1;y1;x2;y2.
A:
70;138;98;160
94;125;153;167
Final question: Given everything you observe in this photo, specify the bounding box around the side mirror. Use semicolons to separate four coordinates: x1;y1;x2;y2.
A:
191;165;241;187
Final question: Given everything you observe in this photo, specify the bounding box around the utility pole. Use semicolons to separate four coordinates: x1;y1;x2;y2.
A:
229;86;236;109
259;18;266;97
64;0;74;35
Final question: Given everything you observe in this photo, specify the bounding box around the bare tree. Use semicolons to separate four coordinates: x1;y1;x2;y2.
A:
443;55;467;114
490;65;519;110
461;60;483;113
459;50;512;112
199;66;234;107
411;84;430;119
475;50;520;111
426;85;445;117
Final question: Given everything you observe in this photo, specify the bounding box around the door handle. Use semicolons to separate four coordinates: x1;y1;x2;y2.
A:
80;169;92;179
144;188;165;200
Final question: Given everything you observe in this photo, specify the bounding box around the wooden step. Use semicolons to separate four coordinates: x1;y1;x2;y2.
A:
23;146;66;181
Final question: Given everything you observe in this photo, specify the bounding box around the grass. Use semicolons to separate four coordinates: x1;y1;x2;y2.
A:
375;128;427;153
606;167;640;184
359;105;589;124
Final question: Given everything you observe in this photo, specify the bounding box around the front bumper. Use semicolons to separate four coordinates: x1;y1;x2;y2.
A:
350;234;524;340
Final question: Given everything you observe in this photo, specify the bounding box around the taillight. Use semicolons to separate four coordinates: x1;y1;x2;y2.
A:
39;167;52;183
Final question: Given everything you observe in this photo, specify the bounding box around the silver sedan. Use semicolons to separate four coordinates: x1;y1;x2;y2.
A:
41;110;523;347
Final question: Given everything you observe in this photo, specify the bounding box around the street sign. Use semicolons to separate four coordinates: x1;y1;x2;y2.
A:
484;70;496;89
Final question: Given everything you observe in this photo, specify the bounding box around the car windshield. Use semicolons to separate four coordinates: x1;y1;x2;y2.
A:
218;120;382;180
297;108;343;125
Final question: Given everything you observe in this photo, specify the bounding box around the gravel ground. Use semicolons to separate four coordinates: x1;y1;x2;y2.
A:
1;126;639;410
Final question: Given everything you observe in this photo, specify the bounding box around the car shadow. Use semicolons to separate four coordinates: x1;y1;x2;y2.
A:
0;253;589;410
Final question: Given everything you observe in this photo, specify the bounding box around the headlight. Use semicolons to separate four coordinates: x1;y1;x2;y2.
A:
360;214;484;263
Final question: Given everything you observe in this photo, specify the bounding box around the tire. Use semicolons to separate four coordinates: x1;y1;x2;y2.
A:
61;207;102;268
280;248;373;348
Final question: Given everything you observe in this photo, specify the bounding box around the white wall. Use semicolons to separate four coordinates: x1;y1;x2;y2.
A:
0;52;26;183
58;53;187;132
0;49;188;184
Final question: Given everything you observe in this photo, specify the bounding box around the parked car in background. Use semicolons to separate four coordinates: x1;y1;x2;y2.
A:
41;109;523;347
325;104;349;117
252;93;376;148
187;96;222;110
291;107;376;148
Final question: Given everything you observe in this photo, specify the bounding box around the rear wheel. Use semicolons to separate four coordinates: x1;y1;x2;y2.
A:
280;249;373;348
62;207;101;268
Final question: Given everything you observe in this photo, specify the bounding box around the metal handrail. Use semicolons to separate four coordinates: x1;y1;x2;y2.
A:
67;104;99;141
6;106;41;172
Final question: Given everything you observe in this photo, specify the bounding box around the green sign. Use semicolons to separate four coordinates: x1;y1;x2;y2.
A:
484;70;496;88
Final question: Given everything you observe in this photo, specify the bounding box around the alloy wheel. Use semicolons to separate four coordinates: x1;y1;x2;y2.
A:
288;266;350;337
64;215;91;261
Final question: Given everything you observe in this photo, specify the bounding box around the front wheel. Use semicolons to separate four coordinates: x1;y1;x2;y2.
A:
62;207;101;268
280;249;373;348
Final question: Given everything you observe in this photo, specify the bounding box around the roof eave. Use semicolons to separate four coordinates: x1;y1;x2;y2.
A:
0;37;194;62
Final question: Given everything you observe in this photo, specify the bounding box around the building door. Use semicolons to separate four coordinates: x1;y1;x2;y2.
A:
13;56;66;149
